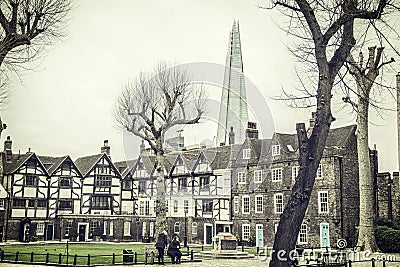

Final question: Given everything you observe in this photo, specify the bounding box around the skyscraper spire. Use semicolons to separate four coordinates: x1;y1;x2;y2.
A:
217;20;249;145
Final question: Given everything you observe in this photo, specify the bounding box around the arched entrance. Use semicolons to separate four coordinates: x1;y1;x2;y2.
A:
19;218;31;242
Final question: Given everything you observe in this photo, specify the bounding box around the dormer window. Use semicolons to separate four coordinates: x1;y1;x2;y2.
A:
243;149;251;159
272;145;281;156
176;157;184;166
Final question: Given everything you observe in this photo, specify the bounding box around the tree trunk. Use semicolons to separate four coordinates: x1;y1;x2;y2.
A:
155;151;167;238
355;83;379;252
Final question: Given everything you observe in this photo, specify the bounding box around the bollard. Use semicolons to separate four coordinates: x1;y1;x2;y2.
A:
31;252;34;262
151;251;154;264
382;260;386;267
257;247;259;255
112;253;115;264
46;253;49;263
15;251;19;262
201;245;204;251
73;254;77;266
59;253;62;265
87;254;90;266
145;252;148;265
372;258;375;267
242;244;244;252
134;252;137;263
349;259;352;267
190;250;194;261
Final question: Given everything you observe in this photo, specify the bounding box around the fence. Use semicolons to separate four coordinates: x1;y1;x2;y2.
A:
0;248;201;266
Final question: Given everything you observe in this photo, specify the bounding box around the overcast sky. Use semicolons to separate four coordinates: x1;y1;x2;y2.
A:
2;0;400;172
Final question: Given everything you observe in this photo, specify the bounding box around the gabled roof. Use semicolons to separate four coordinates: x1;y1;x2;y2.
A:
4;152;48;175
74;153;121;177
325;125;356;148
114;159;137;178
38;155;83;177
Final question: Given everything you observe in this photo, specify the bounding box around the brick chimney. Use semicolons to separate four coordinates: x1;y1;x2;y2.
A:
228;127;235;145
246;122;259;139
4;136;12;161
101;140;110;156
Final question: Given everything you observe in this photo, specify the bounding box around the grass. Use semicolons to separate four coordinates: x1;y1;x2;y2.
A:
0;242;214;265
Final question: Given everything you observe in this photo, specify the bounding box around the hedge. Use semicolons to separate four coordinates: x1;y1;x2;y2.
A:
375;226;400;252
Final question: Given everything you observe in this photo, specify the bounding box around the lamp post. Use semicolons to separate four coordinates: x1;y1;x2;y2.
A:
184;209;188;247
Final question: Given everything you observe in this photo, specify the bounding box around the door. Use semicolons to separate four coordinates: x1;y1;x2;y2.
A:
320;223;330;249
79;225;86;241
204;224;213;245
46;225;53;240
256;224;263;247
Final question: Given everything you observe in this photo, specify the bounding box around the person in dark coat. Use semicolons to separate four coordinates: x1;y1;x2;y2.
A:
155;230;168;265
167;235;182;264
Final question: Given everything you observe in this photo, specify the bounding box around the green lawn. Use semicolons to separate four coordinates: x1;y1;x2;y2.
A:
0;242;212;265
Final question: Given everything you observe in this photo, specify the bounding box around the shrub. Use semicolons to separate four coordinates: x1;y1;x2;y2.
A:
375;226;400;252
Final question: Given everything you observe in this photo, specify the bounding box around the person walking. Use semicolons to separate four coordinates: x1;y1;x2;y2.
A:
155;230;168;265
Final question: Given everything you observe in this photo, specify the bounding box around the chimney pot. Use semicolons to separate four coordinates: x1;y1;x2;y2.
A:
229;127;235;145
101;140;111;156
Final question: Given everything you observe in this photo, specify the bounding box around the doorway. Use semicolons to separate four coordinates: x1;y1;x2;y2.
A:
78;224;87;241
46;224;53;240
204;224;213;245
320;223;330;249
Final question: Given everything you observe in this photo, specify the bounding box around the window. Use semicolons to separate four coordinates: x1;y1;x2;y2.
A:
124;221;131;236
242;196;250;214
59;177;71;188
243;149;251;159
272;168;283;182
65;221;72;237
233;196;239;213
237;172;246;184
192;222;198;235
316;164;323;179
274;193;284;214
95;175;112;187
272;145;281;156
92;196;109;209
103;221;107;235
138;180;147;193
123;179;132;190
173;200;178;213
178;178;187;191
36;223;45;236
242;224;250;241
292;166;300;183
109;221;114;236
139;200;150;216
37;199;47;208
90;221;100;236
13;198;25;208
25;175;37;186
254;170;263;183
0;199;4;209
149;222;154;237
255;195;263;213
59;200;72;210
202;199;213;213
184;200;189;213
200;177;210;190
166;201;169;213
28;199;35;207
176;156;184;166
174;222;180;234
298;224;307;244
142;221;147;236
318;191;329;213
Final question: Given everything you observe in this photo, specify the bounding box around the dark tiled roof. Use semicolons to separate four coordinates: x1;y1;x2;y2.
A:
74;154;103;176
37;155;68;175
114;159;137;178
4;153;35;174
325;125;356;148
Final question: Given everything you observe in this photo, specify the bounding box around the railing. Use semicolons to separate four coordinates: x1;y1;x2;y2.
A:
0;248;200;266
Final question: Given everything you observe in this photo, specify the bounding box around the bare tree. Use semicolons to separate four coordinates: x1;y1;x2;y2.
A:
0;0;72;136
261;1;398;267
342;46;394;252
114;62;205;236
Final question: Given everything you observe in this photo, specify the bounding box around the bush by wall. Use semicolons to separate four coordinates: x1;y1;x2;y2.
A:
375;226;400;253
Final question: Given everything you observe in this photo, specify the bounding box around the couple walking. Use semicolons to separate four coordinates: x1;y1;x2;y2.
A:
155;230;182;265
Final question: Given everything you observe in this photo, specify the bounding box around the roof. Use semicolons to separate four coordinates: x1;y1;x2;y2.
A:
74;154;104;176
114;159;137;178
37;155;68;175
3;153;33;174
